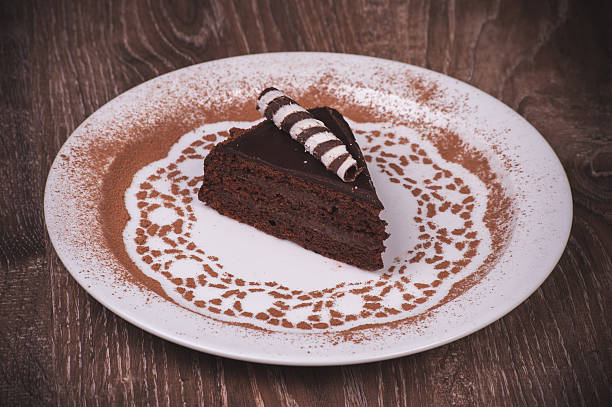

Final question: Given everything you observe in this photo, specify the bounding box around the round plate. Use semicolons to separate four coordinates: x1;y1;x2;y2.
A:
44;52;572;365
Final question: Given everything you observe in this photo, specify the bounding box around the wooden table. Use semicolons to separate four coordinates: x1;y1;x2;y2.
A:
2;0;610;405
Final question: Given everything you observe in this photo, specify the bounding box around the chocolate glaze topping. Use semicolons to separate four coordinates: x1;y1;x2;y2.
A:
219;107;383;209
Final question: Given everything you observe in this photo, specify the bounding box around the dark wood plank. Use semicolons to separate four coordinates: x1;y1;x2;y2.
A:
1;0;610;405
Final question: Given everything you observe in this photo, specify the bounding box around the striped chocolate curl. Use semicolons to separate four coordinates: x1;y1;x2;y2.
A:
256;87;362;182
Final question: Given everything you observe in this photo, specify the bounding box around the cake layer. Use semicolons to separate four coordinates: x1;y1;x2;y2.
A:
201;187;384;270
201;188;385;252
200;149;387;235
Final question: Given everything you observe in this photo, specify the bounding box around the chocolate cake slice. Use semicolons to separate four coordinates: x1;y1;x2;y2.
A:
198;107;388;270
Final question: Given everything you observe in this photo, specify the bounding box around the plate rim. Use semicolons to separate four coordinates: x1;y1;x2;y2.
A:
44;51;573;366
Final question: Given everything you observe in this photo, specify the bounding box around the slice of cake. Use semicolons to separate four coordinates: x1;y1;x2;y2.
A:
199;104;388;270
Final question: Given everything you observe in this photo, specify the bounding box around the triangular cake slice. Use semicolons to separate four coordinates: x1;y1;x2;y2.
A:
198;107;388;270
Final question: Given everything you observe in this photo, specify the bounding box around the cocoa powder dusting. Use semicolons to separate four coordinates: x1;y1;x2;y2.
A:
56;70;515;344
100;122;187;303
424;127;513;308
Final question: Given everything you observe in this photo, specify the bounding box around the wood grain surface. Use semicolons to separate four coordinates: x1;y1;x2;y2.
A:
1;0;611;405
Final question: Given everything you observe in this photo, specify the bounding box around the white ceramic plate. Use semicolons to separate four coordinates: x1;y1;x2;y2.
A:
44;53;572;365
